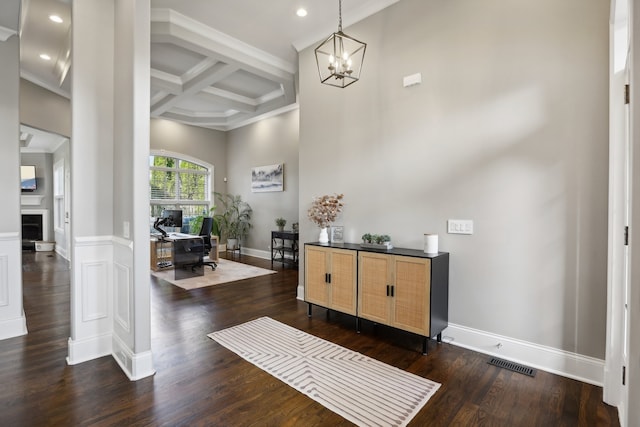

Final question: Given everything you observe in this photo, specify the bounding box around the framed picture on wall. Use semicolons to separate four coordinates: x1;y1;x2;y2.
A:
330;226;344;243
251;163;284;192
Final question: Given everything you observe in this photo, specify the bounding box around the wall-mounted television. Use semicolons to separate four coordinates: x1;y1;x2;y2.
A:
20;165;37;192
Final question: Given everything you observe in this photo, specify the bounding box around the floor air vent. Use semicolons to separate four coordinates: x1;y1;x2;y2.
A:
488;357;536;377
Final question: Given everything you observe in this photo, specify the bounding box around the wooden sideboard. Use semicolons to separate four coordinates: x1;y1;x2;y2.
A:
305;242;449;354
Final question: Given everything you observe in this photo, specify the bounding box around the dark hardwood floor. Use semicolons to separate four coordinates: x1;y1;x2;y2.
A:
0;251;619;426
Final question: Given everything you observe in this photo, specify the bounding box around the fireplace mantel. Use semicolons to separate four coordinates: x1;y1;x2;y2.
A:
21;194;45;206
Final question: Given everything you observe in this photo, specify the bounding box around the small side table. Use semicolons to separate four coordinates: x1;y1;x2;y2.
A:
271;230;299;268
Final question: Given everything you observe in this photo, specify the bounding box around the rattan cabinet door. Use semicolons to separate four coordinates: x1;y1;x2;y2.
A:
305;246;330;307
328;249;357;315
392;256;430;335
358;252;393;324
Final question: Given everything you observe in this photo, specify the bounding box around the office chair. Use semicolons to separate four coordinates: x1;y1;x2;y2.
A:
186;217;217;271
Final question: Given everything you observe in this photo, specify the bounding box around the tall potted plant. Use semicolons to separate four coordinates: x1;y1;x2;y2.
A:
213;192;253;250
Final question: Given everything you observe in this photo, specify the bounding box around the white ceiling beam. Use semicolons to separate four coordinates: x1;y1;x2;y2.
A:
150;93;179;116
150;14;295;85
149;7;298;131
182;62;238;94
152;61;240;116
150;69;182;94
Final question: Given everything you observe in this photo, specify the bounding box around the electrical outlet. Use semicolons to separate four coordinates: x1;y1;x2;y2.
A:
448;219;473;235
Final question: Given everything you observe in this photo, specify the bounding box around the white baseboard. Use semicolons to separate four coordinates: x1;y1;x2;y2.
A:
0;314;28;340
443;323;604;386
66;333;112;365
112;333;155;380
240;247;270;260
297;285;304;300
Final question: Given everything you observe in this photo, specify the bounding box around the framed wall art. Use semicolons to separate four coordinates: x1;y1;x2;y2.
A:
251;163;284;192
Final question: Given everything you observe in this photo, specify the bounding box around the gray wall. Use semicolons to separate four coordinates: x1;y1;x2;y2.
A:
0;33;20;234
20;79;71;138
298;0;609;359
226;109;300;252
150;118;228;198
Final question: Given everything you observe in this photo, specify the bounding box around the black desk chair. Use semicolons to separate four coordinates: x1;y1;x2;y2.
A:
185;217;217;271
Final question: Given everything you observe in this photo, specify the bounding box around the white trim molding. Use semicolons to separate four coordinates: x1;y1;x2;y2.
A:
0;233;27;340
0;314;28;340
443;323;605;386
20;195;45;206
66;332;112;365
112;333;155;381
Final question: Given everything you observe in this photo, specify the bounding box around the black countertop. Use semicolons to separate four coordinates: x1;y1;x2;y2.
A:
305;241;448;259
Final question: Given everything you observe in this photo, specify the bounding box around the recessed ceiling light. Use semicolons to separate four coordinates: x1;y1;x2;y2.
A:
49;15;63;24
296;8;308;17
39;53;51;61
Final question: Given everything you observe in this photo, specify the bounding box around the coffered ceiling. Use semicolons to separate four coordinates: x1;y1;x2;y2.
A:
18;0;400;133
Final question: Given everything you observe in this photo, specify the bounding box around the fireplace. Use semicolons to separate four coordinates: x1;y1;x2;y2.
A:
21;209;49;250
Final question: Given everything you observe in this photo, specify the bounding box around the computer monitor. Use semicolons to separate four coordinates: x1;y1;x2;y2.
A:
161;209;183;228
153;209;183;237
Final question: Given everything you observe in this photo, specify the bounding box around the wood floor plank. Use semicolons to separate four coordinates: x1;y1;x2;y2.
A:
0;251;620;426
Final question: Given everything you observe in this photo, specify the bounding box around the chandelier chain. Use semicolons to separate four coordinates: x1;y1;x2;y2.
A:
338;0;343;32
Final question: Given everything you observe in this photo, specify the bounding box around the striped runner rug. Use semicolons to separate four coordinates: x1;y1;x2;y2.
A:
207;317;440;426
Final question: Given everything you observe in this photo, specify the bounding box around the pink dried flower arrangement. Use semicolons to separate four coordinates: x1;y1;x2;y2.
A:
307;193;344;228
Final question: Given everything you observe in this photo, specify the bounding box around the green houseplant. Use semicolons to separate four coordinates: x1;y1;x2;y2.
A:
275;217;286;231
213;192;253;250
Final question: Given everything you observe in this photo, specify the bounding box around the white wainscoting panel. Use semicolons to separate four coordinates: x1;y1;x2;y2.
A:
114;262;131;332
0;233;27;340
81;261;109;322
0;254;8;307
67;235;113;364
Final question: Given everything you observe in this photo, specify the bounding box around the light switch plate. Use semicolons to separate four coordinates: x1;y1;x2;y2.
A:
448;219;473;235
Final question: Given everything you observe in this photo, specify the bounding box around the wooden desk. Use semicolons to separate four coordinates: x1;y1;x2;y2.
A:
150;238;172;271
150;234;207;280
208;235;219;262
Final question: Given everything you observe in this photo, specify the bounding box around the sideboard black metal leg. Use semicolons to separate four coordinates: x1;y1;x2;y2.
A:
356;317;361;333
422;337;428;355
307;303;312;317
437;332;442;343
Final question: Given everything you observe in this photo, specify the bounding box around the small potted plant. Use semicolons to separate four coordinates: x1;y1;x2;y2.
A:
361;233;393;250
275;217;286;231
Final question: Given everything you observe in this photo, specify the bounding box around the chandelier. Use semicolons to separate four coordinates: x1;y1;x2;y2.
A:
314;0;367;88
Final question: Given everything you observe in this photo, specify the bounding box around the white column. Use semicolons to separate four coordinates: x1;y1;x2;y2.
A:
68;0;153;380
67;0;115;365
0;1;27;341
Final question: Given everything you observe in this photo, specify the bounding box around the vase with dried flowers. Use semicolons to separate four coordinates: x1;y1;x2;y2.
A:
307;193;344;243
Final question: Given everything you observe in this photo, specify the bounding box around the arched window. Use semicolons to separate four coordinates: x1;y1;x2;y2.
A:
149;152;213;227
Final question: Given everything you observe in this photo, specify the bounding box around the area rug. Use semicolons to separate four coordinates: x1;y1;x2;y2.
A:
151;258;276;290
208;317;440;427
